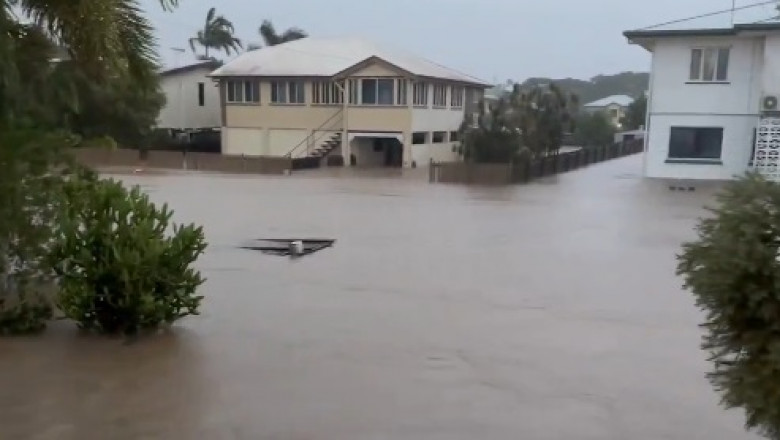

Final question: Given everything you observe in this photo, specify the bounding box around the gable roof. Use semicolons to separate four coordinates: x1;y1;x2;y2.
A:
209;37;489;87
583;95;634;108
161;60;222;77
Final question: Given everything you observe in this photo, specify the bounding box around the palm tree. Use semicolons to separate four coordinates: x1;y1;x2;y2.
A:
8;0;178;82
2;0;176;125
189;7;242;60
247;20;306;50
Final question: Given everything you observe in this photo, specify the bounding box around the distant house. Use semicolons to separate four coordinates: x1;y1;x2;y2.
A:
625;23;780;181
208;37;489;167
582;95;635;127
157;60;222;131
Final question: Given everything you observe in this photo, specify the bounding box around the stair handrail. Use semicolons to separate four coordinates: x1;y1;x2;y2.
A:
285;109;344;158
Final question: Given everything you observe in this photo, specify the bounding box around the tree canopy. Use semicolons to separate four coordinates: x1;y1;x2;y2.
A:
520;72;649;106
189;7;242;59
573;112;616;148
457;83;578;163
247;20;307;51
621;94;648;130
678;174;780;439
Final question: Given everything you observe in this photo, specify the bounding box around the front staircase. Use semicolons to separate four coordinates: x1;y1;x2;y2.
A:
290;132;342;170
309;132;342;159
285;110;344;170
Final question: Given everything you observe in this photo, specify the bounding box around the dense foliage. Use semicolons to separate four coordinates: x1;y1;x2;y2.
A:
621;94;648;130
677;174;780;439
1;0;207;335
520;72;649;105
0;130;76;334
573;112;616;148
457;83;577;163
52;175;207;335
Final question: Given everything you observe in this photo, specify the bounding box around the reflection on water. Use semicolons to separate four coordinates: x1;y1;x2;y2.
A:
0;156;753;440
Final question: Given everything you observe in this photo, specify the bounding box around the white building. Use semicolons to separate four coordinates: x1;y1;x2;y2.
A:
209;37;488;167
625;23;780;180
157;60;222;131
582;95;635;127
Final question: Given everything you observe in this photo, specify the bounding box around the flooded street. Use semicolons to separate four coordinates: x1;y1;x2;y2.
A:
0;155;759;439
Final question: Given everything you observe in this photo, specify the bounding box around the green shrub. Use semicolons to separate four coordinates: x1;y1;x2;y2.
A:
51;173;207;335
0;130;76;335
677;173;780;439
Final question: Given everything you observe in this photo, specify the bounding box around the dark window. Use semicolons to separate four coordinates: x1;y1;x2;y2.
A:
198;82;205;106
226;80;258;103
450;131;459;142
377;79;394;105
412;132;427;144
668;127;723;160
361;79;377;104
690;47;729;82
432;131;446;143
288;81;305;103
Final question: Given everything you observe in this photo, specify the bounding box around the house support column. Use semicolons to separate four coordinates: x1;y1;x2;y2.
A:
402;130;413;168
337;81;350;166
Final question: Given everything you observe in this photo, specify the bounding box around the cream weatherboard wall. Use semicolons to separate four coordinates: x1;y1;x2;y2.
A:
645;36;763;179
222;127;265;155
158;67;220;130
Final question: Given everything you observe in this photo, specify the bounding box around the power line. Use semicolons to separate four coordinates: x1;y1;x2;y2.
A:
639;0;778;30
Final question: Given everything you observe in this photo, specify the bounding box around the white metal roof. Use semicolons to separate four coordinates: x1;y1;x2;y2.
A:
210;37;488;86
583;94;635;108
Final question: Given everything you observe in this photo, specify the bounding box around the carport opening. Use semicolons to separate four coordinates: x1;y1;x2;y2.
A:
351;137;403;167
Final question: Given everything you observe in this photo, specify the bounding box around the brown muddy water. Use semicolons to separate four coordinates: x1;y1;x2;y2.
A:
0;155;759;439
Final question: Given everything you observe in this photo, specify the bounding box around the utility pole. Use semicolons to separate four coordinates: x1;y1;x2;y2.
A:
731;0;737;25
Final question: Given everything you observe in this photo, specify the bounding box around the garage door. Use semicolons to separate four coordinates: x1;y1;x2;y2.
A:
268;129;309;157
222;128;266;156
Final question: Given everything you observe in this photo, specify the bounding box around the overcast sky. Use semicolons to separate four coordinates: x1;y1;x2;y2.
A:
144;0;778;82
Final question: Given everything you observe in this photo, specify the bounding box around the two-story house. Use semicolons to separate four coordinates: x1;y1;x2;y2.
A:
208;37;489;167
158;60;222;131
624;23;780;181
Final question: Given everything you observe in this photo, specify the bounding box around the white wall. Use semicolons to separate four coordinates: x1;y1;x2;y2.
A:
644;35;764;179
410;142;458;165
763;35;780;96
411;84;467;132
411;106;465;132
222;128;266;155
268;129;309;156
645;115;757;179
158;68;220;130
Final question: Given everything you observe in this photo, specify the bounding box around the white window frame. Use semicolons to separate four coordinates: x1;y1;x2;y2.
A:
271;81;305;104
348;79;359;105
433;84;447;108
359;78;396;106
225;80;260;104
689;47;730;83
396;79;408;106
312;81;343;105
413;82;428;107
450;85;464;108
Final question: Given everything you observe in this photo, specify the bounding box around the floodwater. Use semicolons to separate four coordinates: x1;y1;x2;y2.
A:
0;155;760;440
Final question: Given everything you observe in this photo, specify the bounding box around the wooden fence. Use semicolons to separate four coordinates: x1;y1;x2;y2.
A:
70;148;292;175
430;140;644;185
